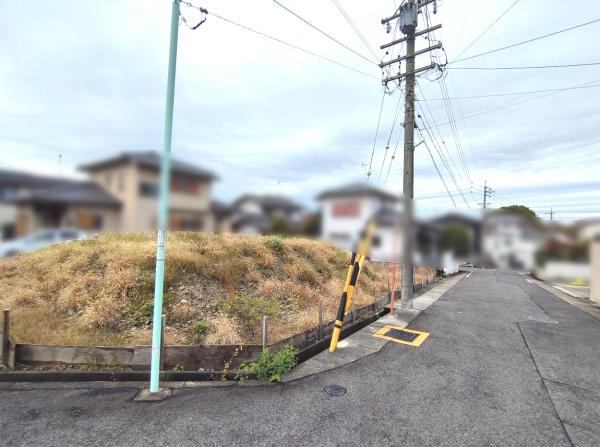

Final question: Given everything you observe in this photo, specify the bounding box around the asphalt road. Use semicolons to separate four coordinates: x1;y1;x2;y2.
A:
1;270;599;446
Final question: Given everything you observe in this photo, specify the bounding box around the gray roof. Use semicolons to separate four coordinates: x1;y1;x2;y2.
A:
0;169;69;189
317;182;399;202
233;194;303;212
211;200;232;218
13;181;121;207
80;151;217;181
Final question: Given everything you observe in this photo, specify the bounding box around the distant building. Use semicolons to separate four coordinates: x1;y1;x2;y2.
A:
482;210;545;271
231;194;303;236
575;218;600;242
431;212;482;255
0;151;218;237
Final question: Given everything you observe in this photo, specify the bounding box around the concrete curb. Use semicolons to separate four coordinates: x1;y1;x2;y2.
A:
282;273;466;382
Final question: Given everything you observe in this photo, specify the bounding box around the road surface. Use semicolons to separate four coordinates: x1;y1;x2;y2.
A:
1;270;599;446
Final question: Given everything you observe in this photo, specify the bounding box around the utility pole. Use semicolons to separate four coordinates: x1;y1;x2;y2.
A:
545;208;555;221
480;180;493;209
380;0;440;309
149;0;180;394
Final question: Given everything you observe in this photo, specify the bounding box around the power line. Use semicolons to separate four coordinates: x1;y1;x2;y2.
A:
421;83;600;100
448;61;600;70
423;77;600;127
419;133;457;207
416;92;466;193
367;92;386;182
451;17;600;64
180;2;379;80
452;0;520;62
271;0;378;66
330;0;379;60
378;91;404;182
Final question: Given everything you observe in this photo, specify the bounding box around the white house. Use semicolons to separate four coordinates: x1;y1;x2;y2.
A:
317;183;400;259
482;210;545;272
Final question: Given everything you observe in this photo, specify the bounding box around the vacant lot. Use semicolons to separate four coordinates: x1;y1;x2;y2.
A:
0;232;432;346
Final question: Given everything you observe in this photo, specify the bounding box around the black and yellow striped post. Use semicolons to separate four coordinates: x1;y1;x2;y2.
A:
329;222;374;352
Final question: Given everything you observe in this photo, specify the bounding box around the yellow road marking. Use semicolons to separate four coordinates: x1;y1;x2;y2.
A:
372;325;430;347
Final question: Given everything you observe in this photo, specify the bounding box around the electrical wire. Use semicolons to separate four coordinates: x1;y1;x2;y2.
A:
378;91;404;182
330;0;379;60
451;17;600;64
271;0;378;66
179;2;380;80
447;62;600;70
367;92;387;182
421;83;600;100
425;77;600;127
416;127;457;207
452;0;520;62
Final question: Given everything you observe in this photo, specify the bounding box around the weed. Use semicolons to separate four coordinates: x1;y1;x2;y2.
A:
221;292;279;337
193;320;209;336
239;346;298;382
172;364;185;372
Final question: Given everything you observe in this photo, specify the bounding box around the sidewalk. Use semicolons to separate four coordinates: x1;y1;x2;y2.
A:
283;273;465;381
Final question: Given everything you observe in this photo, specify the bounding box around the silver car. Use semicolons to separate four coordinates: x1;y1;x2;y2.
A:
0;229;87;258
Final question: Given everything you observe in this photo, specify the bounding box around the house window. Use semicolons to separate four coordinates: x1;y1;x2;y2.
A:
332;200;360;217
139;182;159;197
171;178;200;195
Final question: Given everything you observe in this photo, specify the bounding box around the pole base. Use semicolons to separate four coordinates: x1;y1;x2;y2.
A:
134;388;172;402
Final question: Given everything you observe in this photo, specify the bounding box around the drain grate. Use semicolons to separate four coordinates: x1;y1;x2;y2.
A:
324;384;346;396
373;325;430;347
385;328;419;342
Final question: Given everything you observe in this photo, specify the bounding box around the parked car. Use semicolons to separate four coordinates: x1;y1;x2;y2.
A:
0;229;87;258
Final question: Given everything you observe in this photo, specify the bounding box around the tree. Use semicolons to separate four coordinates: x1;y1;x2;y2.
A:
270;216;291;235
499;205;539;225
441;223;471;258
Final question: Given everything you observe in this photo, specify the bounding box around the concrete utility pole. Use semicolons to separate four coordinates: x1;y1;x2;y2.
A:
545;208;554;221
380;0;440;308
400;7;417;308
149;0;180;394
481;180;493;209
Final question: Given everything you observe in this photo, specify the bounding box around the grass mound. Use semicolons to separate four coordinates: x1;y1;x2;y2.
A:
0;232;403;346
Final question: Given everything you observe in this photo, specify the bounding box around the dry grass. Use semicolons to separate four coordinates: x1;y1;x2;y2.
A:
0;232;433;346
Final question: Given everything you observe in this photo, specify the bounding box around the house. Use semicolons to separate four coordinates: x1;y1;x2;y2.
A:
231;194;303;235
1;151;218;236
0;169;75;240
575;218;600;242
317;182;399;255
481;210;545;271
317;182;451;268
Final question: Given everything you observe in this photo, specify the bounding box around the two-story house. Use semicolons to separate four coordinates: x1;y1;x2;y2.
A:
4;151;217;235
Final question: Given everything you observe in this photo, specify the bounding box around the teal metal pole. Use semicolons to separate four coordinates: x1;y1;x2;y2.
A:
150;0;180;393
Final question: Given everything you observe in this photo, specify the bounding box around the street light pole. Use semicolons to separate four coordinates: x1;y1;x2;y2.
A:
150;0;180;394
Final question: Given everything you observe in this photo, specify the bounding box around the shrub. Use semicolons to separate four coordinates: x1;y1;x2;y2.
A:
240;345;298;382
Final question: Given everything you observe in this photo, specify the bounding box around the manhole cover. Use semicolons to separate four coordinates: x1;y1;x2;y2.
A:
324;384;346;396
386;328;419;342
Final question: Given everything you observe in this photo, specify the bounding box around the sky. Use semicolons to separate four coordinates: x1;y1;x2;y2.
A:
1;0;599;221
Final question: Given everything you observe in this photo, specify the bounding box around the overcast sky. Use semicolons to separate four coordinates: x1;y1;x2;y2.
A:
1;0;599;221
